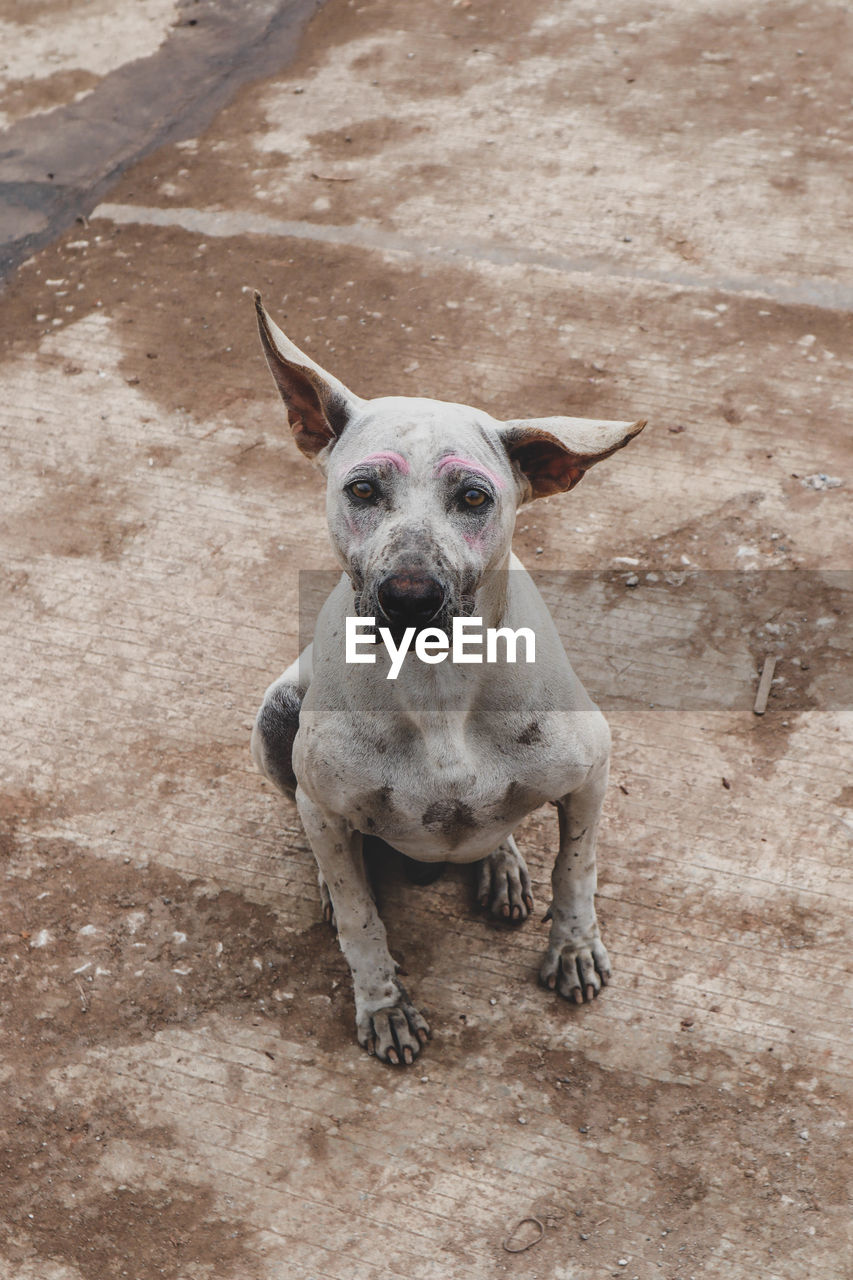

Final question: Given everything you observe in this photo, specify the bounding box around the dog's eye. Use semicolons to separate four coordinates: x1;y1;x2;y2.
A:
462;487;489;508
348;480;376;501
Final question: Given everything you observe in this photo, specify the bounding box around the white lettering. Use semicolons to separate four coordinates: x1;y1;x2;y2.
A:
344;617;536;676
379;625;416;680
414;627;450;664
346;616;377;663
452;617;483;663
486;626;536;664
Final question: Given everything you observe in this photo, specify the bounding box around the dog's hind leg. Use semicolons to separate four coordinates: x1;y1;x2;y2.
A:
253;646;337;924
474;835;534;922
251;645;313;801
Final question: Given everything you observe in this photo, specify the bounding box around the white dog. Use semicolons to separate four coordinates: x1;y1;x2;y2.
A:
251;294;646;1064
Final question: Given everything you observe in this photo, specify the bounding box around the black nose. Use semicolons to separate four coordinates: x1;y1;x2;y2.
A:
377;572;445;626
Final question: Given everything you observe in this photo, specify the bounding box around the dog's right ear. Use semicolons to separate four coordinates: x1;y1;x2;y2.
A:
254;293;363;462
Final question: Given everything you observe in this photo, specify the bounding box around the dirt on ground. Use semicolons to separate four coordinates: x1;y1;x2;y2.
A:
1;1;851;1278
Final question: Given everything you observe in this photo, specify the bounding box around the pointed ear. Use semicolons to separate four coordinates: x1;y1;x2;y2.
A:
501;415;646;501
254;292;363;461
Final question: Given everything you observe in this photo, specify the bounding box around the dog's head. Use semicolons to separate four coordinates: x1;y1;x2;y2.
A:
255;294;645;630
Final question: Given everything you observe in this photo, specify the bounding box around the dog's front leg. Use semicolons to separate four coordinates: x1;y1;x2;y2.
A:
540;758;612;1004
297;790;430;1064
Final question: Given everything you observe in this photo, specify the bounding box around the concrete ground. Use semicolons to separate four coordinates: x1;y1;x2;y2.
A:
1;1;851;1277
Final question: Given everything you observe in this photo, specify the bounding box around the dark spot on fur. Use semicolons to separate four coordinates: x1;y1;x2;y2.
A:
517;720;542;745
326;390;353;437
421;799;478;846
257;684;302;795
363;785;394;817
502;780;541;816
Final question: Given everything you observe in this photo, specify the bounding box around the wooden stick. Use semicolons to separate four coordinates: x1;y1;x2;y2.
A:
753;656;777;715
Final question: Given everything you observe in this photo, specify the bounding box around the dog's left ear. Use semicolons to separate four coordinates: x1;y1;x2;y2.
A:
500;415;647;501
254;292;364;461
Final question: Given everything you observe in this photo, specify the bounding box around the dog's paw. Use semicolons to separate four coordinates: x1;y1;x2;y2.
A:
539;938;611;1004
357;984;430;1066
475;845;534;922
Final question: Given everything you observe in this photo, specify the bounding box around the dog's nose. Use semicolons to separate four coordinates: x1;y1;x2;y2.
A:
377;572;445;626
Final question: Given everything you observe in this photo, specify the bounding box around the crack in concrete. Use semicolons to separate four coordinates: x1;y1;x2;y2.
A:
93;200;853;314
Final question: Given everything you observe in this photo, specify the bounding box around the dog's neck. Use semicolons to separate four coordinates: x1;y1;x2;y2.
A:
472;557;511;631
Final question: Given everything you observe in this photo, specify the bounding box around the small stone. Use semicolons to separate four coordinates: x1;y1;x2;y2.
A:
518;1116;527;1125
489;997;497;1005
798;1129;809;1141
801;473;842;490
625;573;639;587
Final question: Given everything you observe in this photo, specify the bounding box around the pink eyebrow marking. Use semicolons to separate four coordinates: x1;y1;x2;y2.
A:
435;454;506;489
356;450;410;474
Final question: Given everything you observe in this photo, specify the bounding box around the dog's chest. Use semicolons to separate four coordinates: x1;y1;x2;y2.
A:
357;766;546;860
298;710;561;861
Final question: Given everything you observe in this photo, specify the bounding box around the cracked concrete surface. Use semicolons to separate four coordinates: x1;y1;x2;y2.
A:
1;0;851;1277
0;0;320;273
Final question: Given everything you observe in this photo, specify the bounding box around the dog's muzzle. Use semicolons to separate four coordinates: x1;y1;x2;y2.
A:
377;571;446;629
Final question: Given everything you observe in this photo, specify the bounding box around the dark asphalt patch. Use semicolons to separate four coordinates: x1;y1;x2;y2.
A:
0;0;324;281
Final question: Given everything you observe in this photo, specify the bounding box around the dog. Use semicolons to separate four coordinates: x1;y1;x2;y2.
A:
250;293;645;1065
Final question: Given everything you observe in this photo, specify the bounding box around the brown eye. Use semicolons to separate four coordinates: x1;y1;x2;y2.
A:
462;487;488;508
349;480;375;500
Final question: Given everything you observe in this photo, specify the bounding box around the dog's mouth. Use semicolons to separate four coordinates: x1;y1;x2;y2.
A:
375;615;445;647
374;595;481;649
352;563;479;642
